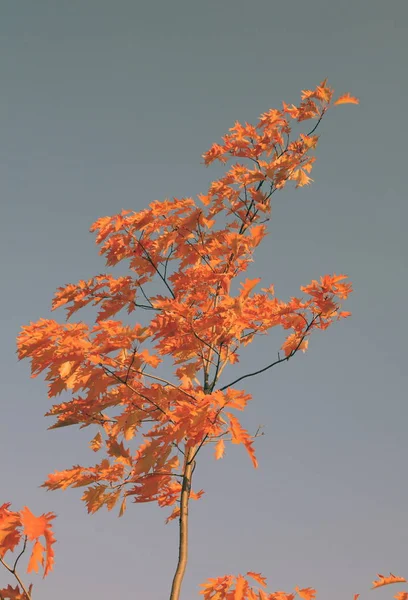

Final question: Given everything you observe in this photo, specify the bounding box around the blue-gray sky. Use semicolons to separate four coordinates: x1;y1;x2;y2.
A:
1;1;407;599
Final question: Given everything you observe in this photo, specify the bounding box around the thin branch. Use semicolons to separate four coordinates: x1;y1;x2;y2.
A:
0;552;32;600
126;227;176;299
125;347;138;383
209;342;223;391
100;364;173;422
106;355;197;402
163;244;176;280
174;218;215;271
219;315;319;391
138;236;176;299
307;108;326;136
203;426;264;444
189;328;220;360
134;302;160;311
136;281;156;308
12;536;27;572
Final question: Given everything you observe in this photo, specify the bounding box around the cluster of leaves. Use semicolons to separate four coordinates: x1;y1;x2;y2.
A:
0;503;56;599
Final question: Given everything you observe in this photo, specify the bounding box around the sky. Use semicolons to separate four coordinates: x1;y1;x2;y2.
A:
1;1;407;599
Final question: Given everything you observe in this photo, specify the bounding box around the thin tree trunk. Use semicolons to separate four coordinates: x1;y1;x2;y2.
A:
169;445;196;600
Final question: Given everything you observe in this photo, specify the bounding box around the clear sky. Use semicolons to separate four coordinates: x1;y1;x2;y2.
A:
1;1;407;599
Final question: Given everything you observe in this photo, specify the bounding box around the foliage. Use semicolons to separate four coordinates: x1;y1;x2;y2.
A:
17;80;354;519
0;503;56;599
3;80;392;599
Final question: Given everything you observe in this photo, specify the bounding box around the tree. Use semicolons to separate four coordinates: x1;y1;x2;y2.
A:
6;79;389;600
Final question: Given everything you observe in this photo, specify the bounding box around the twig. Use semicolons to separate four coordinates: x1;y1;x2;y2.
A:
219;315;320;391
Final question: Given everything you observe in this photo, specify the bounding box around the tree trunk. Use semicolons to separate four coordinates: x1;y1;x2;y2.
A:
169;445;196;600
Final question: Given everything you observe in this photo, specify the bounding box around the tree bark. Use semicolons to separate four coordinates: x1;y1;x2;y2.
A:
169;445;196;600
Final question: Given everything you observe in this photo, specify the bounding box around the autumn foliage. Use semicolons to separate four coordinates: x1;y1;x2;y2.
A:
3;80;397;599
17;80;354;520
0;503;55;599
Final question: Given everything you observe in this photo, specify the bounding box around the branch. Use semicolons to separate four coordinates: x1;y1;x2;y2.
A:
0;547;32;600
100;363;173;422
12;536;27;572
136;280;156;309
208;342;223;391
163;244;175;280
219;316;319;391
125;347;139;383
134;301;160;311
126;227;176;299
203;425;264;444
106;355;197;402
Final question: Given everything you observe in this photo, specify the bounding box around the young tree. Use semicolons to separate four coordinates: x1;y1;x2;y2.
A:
13;80;375;600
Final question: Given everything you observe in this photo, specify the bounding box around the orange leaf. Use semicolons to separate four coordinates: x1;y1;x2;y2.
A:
227;413;258;468
89;431;103;452
246;572;267;587
166;506;181;524
234;575;247;600
27;539;45;573
240;278;262;300
0;503;22;557
372;574;407;589
334;93;359;105
20;507;52;541
215;439;225;460
293;169;313;188
20;506;56;577
295;587;316;600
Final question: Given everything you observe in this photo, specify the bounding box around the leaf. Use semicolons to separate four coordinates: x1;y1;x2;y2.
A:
295;587;316;600
234;575;247;600
27;539;45;573
334;93;359;105
89;431;103;452
166;506;181;524
281;333;308;357
82;485;108;514
271;593;295;600
249;225;268;248
227;413;258;468
107;439;132;466
0;584;30;600
19;506;56;577
292;169;313;188
215;439;225;460
240;278;262;300
59;360;77;378
246;572;267;587
0;503;22;557
372;574;407;589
